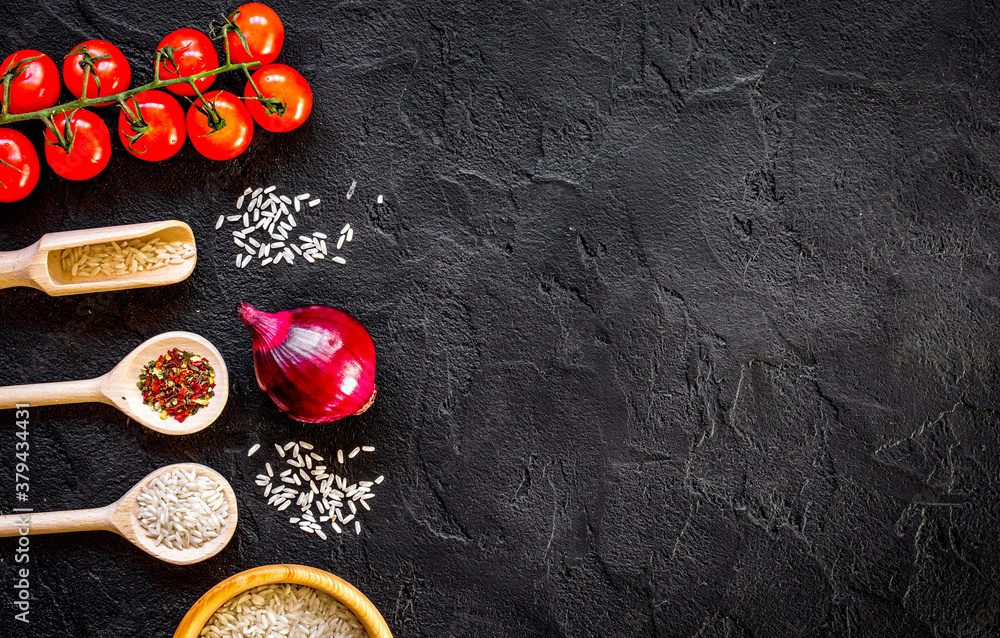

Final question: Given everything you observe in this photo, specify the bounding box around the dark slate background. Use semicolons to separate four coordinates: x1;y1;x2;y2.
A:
2;0;999;636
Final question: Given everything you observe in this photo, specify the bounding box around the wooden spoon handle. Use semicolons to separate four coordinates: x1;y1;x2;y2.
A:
0;506;114;537
0;244;40;291
0;377;106;410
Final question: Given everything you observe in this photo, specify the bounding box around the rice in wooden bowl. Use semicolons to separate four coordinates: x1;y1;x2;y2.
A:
173;564;391;638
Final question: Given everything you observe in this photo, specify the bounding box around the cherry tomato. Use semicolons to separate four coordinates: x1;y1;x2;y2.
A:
63;40;131;103
118;91;186;162
156;29;219;97
0;129;40;203
44;109;112;180
243;64;312;133
0;51;60;114
186;91;253;161
226;3;284;66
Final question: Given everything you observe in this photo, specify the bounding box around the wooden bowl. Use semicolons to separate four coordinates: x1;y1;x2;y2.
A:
172;564;392;638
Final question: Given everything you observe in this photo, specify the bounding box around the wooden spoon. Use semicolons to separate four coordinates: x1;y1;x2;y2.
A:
0;463;238;566
0;220;196;296
0;331;228;435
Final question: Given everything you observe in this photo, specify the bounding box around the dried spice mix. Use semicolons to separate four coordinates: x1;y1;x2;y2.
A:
137;349;216;422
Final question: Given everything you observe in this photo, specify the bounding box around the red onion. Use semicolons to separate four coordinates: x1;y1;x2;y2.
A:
237;302;377;423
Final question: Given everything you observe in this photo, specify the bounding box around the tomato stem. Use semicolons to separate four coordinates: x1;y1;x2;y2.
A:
41;111;78;154
2;54;44;77
153;49;164;83
1;77;9;118
241;67;286;116
156;45;183;77
187;82;228;135
1;54;45;117
0;59;260;126
117;96;151;153
210;10;250;67
66;45;112;99
81;66;93;101
224;30;233;67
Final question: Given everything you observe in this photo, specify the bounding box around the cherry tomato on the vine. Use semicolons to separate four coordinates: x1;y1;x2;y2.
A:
0;51;60;114
156;29;219;97
44;109;112;181
63;40;131;103
243;64;312;133
118;91;186;162
186;90;253;161
0;129;40;203
226;3;284;66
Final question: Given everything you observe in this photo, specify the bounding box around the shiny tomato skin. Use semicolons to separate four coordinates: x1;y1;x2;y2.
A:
0;129;40;203
227;3;284;66
118;91;186;162
156;29;219;97
0;50;60;114
243;64;312;133
63;40;131;103
43;109;112;181
186;91;254;161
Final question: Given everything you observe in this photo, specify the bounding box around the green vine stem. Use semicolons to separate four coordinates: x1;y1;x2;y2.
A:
186;79;228;136
117;95;149;151
1;54;44;118
242;66;285;116
0;59;261;127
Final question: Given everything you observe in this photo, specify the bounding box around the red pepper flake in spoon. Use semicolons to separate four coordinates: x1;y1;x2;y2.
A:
137;348;216;422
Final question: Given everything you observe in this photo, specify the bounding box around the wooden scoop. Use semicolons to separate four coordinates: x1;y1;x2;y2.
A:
0;463;238;566
0;220;196;296
0;331;228;435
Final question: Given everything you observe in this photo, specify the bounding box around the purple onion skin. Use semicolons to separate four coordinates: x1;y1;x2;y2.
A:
238;302;377;423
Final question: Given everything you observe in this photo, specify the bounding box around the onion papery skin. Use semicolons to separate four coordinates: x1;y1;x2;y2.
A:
238;302;377;423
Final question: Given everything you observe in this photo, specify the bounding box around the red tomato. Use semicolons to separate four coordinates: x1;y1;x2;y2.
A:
156;29;219;97
186;91;253;161
63;40;131;102
0;129;40;203
43;109;112;180
226;3;284;66
118;91;186;162
0;51;60;114
243;64;312;133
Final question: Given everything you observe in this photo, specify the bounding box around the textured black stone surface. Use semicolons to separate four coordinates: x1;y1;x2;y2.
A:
2;0;1000;636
